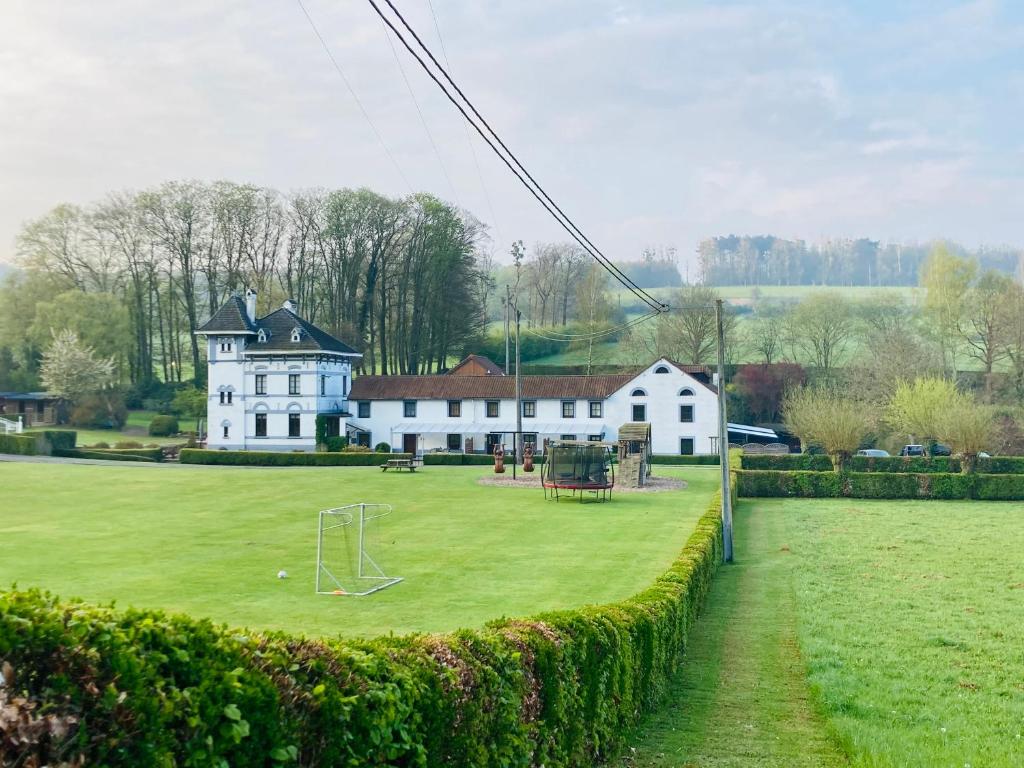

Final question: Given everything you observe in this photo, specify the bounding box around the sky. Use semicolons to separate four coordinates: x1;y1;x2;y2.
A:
2;0;1022;274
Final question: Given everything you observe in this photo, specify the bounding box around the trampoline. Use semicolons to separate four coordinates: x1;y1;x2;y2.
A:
541;441;615;502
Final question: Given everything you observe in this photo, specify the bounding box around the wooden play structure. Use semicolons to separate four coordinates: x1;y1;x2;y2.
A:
617;422;652;488
541;440;614;502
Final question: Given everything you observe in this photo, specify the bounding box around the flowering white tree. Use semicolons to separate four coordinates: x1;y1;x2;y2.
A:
40;329;115;403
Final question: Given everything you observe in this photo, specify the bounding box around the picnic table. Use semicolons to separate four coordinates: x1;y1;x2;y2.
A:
380;457;420;472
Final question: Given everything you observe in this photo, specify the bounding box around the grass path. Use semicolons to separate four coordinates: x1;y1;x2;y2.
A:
622;505;846;767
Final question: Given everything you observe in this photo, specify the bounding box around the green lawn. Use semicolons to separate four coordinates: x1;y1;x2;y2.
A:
775;497;1024;767
0;463;718;639
26;410;186;447
622;501;846;768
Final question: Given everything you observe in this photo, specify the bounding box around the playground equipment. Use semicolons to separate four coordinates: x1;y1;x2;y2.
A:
316;503;402;596
493;443;505;473
541;441;614;502
617;422;652;488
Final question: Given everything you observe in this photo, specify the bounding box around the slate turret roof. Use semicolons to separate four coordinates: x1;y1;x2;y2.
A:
196;296;359;356
195;296;258;334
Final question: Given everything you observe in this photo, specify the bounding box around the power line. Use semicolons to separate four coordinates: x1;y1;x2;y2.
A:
378;17;461;205
363;0;668;313
521;310;661;343
424;0;503;245
295;0;415;194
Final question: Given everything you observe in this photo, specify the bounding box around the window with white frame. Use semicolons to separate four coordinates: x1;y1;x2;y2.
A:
255;413;267;437
222;425;229;439
447;433;462;451
486;400;499;418
288;374;300;396
680;404;694;422
358;401;370;418
560;434;576;441
288;413;301;437
589;401;602;418
632;403;646;421
588;434;602;442
448;400;462;417
680;437;694;455
522;400;536;418
255;374;267;395
654;365;670;374
404;400;417;418
219;339;232;352
678;387;695;397
561;400;575;418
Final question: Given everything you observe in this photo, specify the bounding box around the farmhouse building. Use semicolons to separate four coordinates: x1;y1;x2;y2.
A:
347;357;724;455
197;290;361;451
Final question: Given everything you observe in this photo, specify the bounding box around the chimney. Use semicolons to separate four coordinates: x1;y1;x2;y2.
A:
245;289;257;324
283;298;298;315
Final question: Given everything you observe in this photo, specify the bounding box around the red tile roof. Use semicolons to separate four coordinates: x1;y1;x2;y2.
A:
349;374;637;400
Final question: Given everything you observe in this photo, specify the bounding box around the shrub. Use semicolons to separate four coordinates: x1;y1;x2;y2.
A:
53;448;161;462
341;444;371;453
91;441;111;449
374;442;392;453
978;456;1024;474
37;430;77;452
851;455;959;473
735;470;1024;500
180;449;413;466
0;486;731;767
740;454;832;471
650;455;720;465
974;474;1024;500
0;434;39;455
321;436;347;452
70;393;127;429
114;441;144;449
148;415;179;437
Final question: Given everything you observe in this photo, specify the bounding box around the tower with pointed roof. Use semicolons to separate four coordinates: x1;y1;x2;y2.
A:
196;289;361;451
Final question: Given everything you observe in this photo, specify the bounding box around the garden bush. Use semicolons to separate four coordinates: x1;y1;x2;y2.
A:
36;430;77;452
739;454;833;471
978;456;1024;474
0;434;39;455
148;415;179;437
179;449;413;466
650;454;720;465
91;441;111;449
114;440;144;449
53;448;161;462
374;442;392;453
0;483;731;767
735;470;1024;500
851;456;959;473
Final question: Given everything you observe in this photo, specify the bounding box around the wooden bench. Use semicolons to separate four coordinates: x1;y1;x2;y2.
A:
381;458;418;472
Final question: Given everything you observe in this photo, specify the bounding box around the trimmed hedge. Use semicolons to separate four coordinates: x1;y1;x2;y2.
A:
735;469;1024;500
0;489;729;767
0;434;39;455
35;430;77;452
423;453;547;466
739;454;833;471
148;415;179;437
53;448;162;462
650;454;720;466
180;449;413;466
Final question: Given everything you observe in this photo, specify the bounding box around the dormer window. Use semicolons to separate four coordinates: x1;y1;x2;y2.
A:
257;329;267;343
219;339;233;353
291;327;302;343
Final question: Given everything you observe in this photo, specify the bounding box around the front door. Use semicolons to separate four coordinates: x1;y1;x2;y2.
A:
403;433;418;455
485;433;502;455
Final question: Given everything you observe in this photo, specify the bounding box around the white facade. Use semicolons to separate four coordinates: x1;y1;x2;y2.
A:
349;358;721;455
199;294;359;451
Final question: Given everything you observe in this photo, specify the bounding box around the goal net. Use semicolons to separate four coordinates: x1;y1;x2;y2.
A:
316;503;403;596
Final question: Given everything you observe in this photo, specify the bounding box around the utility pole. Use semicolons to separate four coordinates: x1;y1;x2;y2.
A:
715;299;734;563
514;304;522;480
504;285;511;374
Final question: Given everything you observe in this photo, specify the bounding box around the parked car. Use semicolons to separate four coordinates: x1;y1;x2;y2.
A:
856;449;890;457
929;442;952;457
900;444;925;457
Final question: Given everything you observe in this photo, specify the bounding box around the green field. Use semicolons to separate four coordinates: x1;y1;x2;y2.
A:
0;463;717;638
627;497;1024;766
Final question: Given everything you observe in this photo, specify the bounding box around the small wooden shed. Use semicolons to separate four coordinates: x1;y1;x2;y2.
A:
617;422;652;488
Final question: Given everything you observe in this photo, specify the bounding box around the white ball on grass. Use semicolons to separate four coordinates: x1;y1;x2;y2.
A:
277;570;288;579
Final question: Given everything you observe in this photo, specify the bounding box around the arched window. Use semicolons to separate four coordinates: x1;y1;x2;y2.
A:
678;387;695;397
256;328;267;343
630;388;647;397
654;365;670;374
291;327;302;343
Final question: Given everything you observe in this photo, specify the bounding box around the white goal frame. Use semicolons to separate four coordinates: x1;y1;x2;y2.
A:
315;503;403;596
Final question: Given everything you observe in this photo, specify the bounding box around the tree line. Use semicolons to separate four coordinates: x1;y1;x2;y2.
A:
698;235;1023;287
0;181;492;395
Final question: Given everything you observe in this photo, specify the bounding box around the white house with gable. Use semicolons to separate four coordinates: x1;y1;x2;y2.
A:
197;290;361;451
347;357;734;455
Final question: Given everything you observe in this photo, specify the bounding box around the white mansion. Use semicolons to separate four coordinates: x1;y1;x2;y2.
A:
200;292;770;455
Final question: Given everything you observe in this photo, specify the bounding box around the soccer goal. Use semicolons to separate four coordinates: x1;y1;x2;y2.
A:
316;503;402;596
